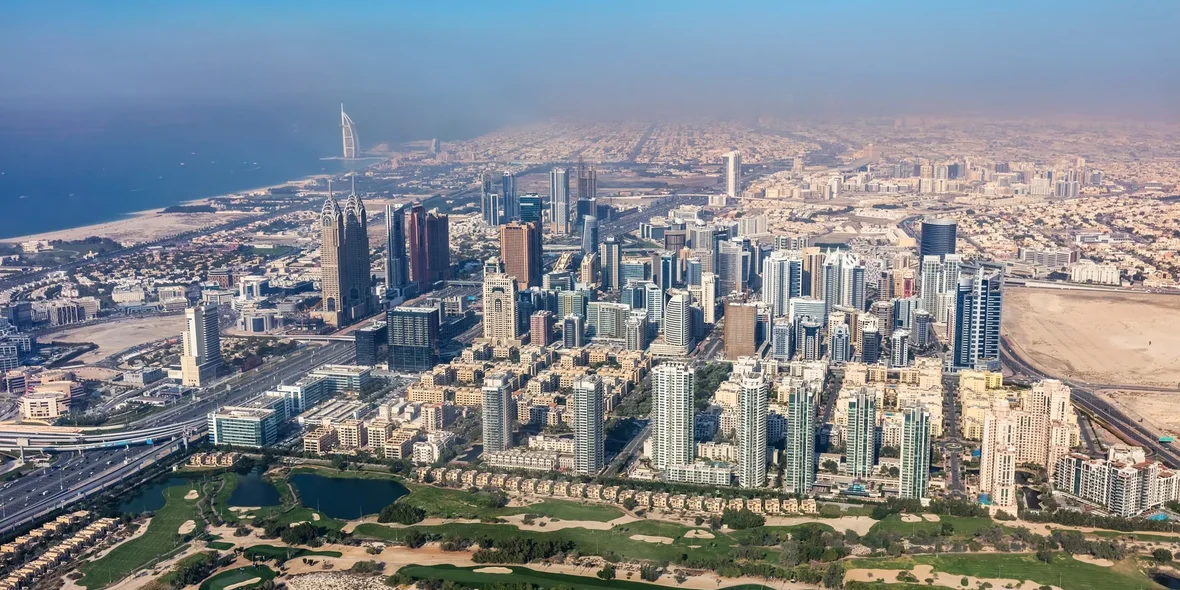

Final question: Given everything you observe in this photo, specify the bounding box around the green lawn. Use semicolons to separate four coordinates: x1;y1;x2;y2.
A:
868;515;994;538
198;565;276;590
1089;529;1180;543
206;541;235;550
396;564;774;590
848;553;1158;590
77;483;203;589
243;544;343;562
398;483;624;522
212;472;240;524
354;521;749;564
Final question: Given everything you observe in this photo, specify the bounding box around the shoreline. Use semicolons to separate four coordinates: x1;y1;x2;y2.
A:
0;172;344;245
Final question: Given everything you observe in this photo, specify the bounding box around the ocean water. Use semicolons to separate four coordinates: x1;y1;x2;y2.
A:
0;103;377;239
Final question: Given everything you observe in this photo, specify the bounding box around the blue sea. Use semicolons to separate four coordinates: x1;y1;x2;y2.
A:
0;103;390;239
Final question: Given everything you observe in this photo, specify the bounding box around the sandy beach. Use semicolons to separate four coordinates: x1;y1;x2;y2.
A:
0;207;254;245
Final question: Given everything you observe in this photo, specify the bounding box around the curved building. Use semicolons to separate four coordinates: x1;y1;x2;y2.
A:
341;104;358;159
919;218;957;258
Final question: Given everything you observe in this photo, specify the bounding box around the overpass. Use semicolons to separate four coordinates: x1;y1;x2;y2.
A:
0;419;205;452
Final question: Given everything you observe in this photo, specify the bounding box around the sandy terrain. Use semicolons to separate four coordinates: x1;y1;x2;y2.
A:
472;567;512;574
178;520;197;535
1072;554;1114;566
51;315;183;364
900;514;923;522
683;529;714;539
224;578;261;590
184;490;199;500
629;534;674;544
846;564;1060;590
1100;388;1180;438
1004;288;1180;387
762;515;878;535
1;209;254;245
922;514;941;522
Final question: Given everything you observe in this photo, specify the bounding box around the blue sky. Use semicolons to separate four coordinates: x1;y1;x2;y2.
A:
2;1;1178;120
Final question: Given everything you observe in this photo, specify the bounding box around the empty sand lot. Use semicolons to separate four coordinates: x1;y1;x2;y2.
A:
1004;288;1180;387
51;315;183;364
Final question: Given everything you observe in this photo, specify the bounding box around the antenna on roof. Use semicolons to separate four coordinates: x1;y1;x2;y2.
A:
328;179;333;199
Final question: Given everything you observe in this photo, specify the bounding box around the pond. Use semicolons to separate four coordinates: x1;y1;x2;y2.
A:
1153;571;1180;589
289;473;409;519
119;477;193;514
228;467;281;507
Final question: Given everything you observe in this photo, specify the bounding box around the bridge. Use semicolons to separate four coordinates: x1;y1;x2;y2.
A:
0;419;205;452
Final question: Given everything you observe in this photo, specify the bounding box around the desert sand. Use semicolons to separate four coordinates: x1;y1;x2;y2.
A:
2;209;253;246
50;315;183;364
1004;288;1180;387
1099;388;1180;438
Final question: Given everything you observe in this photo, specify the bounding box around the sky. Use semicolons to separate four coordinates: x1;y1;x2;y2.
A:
1;0;1179;131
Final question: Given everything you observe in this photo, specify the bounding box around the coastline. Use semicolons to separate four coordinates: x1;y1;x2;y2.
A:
0;174;337;245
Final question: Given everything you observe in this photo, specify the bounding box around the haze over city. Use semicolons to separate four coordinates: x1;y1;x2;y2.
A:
2;3;1180;590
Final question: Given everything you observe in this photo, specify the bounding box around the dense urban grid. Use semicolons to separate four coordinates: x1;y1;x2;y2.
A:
2;118;1180;589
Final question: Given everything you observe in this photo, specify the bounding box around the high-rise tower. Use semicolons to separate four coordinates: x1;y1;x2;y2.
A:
573;375;605;475
652;362;695;470
499;221;543;290
899;404;932;499
845;388;876;480
384;204;409;298
481;373;514;453
737;364;769;488
320;179;374;326
784;387;815;495
408;203;450;288
550;168;570;234
181;302;222;387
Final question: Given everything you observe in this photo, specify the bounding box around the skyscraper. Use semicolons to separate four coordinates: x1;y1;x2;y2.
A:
950;265;1003;371
480;172;498;226
663;290;693;353
581;215;599;254
529;310;554;347
482;273;520;345
717;240;745;295
573;375;604;475
771;317;793;360
384;204;409;298
562;314;585;347
624;310;649;351
643;281;664;328
320;182;374;326
737;364;769;488
518;193;543;225
550;167;570;234
890;329;911;367
386;306;440;372
700;272;717;325
576;161;597;201
724;150;742;198
899;404;932;499
845;388;876;480
821;250;865;314
920;218;958;258
408;203;450;288
830;323;851;364
502;171;518;220
762;252;804;317
652;362;695;470
600;236;623;291
500;221;543;290
481;373;514;454
655;250;677;293
784;387;815;495
724;301;758;359
181;303;221;387
861;326;881;364
980;399;1018;507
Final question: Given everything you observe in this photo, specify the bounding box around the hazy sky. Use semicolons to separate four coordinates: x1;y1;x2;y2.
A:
2;0;1178;124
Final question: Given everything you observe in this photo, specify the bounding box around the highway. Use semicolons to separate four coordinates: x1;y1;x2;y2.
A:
1000;336;1180;468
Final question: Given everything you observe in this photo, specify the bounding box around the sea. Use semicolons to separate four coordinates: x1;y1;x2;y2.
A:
0;103;403;240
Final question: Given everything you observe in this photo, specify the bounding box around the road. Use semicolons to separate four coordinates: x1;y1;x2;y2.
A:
1000;336;1180;468
938;376;966;498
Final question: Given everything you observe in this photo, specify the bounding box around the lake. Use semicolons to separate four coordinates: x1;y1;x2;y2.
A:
289;472;409;519
119;477;193;514
228;467;281;507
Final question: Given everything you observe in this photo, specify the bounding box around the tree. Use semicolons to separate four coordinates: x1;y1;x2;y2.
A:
378;503;426;525
721;508;766;530
622;497;638;510
940;521;955;537
1154;548;1174;563
639;564;660;582
822;563;845;589
961;577;970;586
1036;548;1054;563
597;564;616;580
822;459;840;474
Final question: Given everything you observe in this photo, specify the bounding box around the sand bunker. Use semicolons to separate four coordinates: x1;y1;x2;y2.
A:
312;513;321;521
629;534;674;544
472;567;513;574
229;507;261;512
683;530;715;539
900;514;922;522
846;565;1059;590
1072;554;1113;567
224;577;261;590
177;520;197;535
921;514;941;522
184;490;199;500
